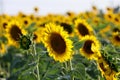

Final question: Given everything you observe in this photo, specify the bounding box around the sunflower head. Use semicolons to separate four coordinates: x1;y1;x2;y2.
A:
75;19;94;39
97;57;112;76
113;28;120;33
111;32;120;46
80;35;101;60
42;23;73;62
33;28;43;43
5;19;27;46
34;7;39;12
97;57;118;80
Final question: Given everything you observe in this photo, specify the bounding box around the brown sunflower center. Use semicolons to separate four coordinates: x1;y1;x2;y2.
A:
83;40;94;54
33;34;38;40
77;23;89;36
50;33;66;54
113;28;120;32
10;25;22;41
115;35;120;41
3;23;7;29
24;20;28;25
60;23;73;34
108;14;112;19
115;18;119;22
99;62;107;72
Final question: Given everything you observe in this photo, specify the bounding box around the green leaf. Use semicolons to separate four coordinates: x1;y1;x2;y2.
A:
73;63;86;80
18;73;37;80
25;22;37;33
74;40;84;50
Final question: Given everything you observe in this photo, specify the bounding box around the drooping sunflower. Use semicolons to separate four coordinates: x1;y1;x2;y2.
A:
5;19;27;47
74;18;94;39
97;57;118;80
80;35;101;60
111;32;120;46
42;23;73;62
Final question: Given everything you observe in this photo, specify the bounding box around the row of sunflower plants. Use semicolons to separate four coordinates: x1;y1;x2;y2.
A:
0;6;120;80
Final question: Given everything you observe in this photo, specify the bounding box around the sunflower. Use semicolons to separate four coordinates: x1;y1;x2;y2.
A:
111;32;120;46
74;18;94;39
104;12;115;22
34;7;39;12
97;57;112;76
21;17;32;27
113;15;120;25
33;28;43;43
97;57;118;80
59;22;74;36
112;27;120;33
1;18;8;29
106;7;113;13
5;19;27;47
92;6;98;15
42;23;73;62
80;35;101;60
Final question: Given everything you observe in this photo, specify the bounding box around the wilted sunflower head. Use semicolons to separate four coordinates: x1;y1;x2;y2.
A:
80;35;101;60
75;18;94;39
97;57;112;76
5;19;27;46
97;57;118;80
42;23;73;62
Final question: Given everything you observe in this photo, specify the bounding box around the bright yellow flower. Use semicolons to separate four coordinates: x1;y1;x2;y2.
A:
80;35;101;60
42;23;73;62
74;18;94;39
5;19;27;47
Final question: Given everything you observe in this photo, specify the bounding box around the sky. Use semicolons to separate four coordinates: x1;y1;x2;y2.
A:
0;0;120;15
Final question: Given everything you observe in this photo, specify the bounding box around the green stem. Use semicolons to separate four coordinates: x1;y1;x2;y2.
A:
69;59;73;71
33;42;40;80
69;59;74;80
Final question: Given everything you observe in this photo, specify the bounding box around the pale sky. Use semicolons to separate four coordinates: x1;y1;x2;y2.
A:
0;0;120;15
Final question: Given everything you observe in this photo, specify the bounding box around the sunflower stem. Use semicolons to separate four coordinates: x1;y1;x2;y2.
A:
69;59;74;80
33;42;40;80
69;59;73;70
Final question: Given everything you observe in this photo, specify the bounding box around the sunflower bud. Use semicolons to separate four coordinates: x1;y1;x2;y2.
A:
19;35;31;50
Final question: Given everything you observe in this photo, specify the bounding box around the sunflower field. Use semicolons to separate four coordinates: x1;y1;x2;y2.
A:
0;6;120;80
